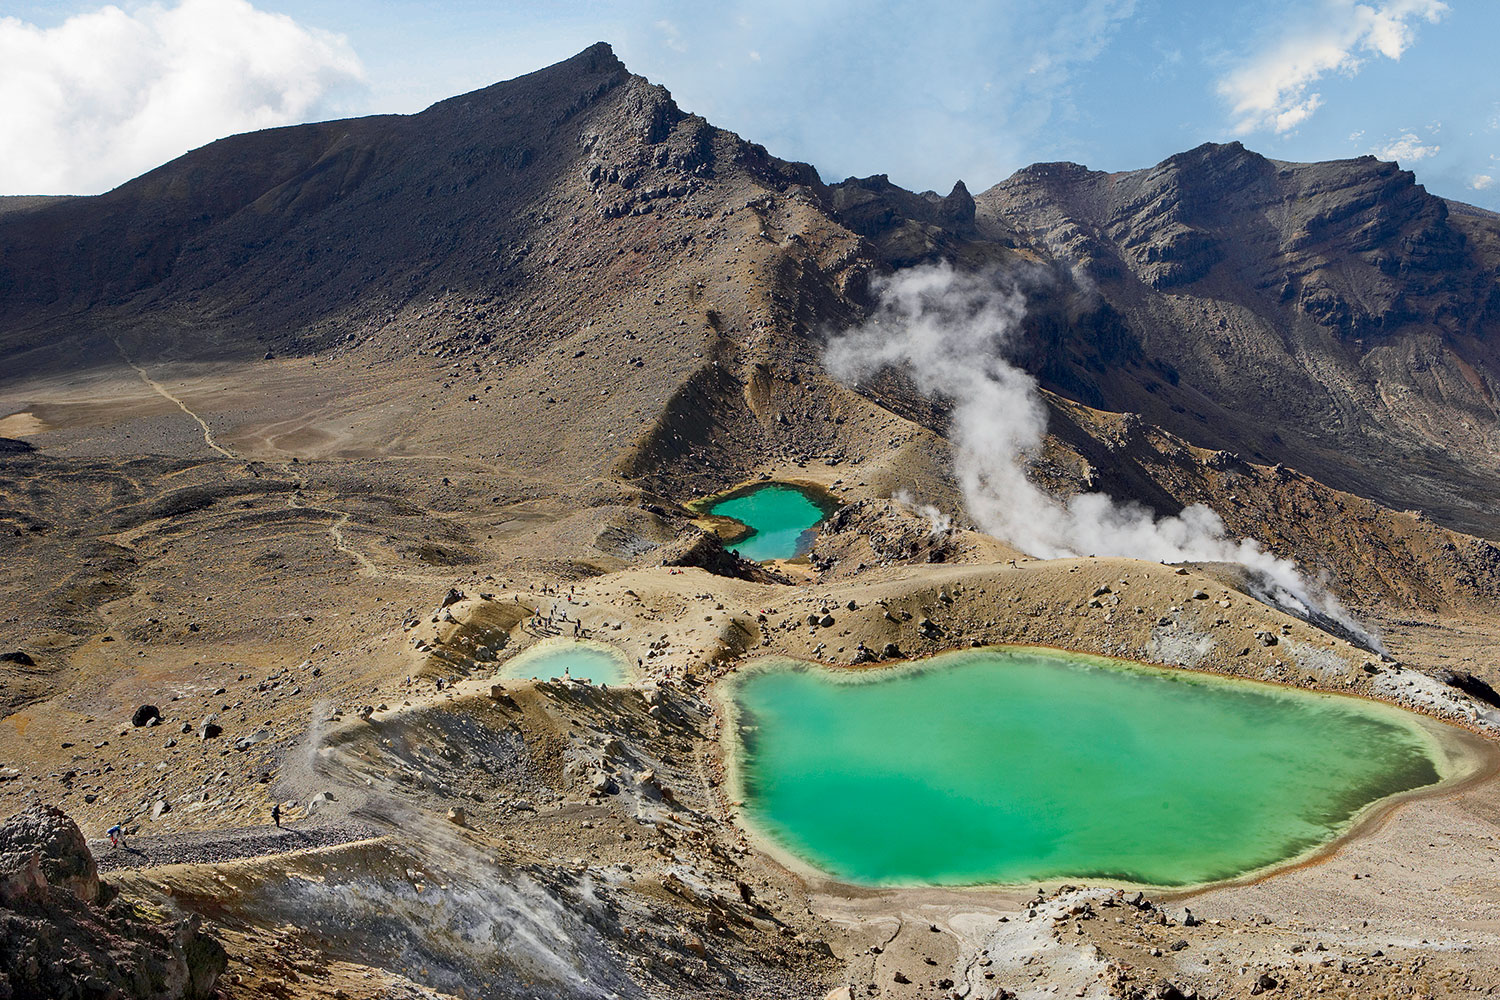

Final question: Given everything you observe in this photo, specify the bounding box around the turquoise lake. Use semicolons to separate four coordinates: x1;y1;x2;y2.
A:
708;483;832;561
729;648;1456;888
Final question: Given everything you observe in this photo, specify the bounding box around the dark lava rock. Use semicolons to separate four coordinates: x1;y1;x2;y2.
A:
1436;669;1500;708
657;526;782;583
131;705;161;727
0;651;34;667
1250;972;1278;994
0;438;35;455
0;804;227;999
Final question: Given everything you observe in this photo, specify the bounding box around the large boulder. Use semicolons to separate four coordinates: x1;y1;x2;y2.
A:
0;804;98;904
0;804;227;999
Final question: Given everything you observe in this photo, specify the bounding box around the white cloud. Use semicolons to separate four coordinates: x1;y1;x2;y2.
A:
655;19;687;53
1473;175;1495;191
0;0;364;195
1372;131;1440;162
1217;0;1448;135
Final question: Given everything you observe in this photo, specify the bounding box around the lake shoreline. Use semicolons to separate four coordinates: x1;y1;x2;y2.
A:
715;644;1495;895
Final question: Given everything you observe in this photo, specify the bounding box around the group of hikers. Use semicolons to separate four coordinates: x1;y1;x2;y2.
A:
527;594;590;638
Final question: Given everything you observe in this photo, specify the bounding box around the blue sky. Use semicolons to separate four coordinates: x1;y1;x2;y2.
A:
2;0;1496;209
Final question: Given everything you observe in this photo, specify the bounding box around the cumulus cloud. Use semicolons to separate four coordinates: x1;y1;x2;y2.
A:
0;0;365;195
1372;131;1441;162
1218;0;1448;135
825;264;1378;648
1473;175;1495;191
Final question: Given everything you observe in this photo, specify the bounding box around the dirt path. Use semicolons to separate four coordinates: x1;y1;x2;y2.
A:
92;819;379;872
109;336;239;460
283;493;445;584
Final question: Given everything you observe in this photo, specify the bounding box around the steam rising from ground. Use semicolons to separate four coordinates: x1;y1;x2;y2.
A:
893;489;953;538
275;712;635;997
826;263;1377;647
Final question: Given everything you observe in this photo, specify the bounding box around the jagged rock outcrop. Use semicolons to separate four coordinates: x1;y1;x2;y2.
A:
0;803;99;905
989;141;1482;332
656;526;781;582
828;174;990;265
0;804;227;999
810;498;964;576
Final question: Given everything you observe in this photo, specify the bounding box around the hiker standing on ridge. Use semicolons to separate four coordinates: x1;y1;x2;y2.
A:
107;822;124;850
271;803;281;829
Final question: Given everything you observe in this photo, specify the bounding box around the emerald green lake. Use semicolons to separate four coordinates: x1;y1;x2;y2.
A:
496;642;630;685
730;648;1452;888
708;484;831;561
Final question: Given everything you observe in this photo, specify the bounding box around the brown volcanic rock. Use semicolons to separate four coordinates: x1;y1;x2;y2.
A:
984;141;1471;314
3;46;1497;548
0;45;1495;623
1;44;649;374
980;141;1500;537
827;175;983;266
0;805;226;999
0;803;98;905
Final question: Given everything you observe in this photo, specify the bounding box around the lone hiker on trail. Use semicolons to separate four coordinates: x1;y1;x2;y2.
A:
107;823;123;849
271;803;281;828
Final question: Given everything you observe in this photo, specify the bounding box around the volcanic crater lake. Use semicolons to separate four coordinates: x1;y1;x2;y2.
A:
728;648;1469;888
496;640;631;685
705;483;835;561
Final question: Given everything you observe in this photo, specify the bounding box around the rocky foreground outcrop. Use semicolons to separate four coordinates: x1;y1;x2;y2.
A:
0;804;226;999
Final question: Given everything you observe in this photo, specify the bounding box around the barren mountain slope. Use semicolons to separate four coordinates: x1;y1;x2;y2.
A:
977;142;1500;536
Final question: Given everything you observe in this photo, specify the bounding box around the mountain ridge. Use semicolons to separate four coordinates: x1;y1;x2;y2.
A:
2;43;1498;542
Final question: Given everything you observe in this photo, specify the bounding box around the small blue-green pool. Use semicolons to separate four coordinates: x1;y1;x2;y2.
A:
707;483;834;561
496;641;631;685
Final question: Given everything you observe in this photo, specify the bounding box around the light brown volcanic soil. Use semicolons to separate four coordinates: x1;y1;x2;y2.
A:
3;42;1500;1000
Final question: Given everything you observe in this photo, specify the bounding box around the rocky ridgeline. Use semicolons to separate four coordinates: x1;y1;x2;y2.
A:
0;804;226;999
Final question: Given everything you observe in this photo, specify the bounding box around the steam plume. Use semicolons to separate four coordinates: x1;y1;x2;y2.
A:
826;263;1377;648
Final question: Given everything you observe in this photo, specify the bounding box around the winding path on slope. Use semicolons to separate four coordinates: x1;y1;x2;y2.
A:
109;336;238;460
107;336;452;585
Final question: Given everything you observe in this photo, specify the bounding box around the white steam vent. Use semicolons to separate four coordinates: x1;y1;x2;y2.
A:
825;262;1378;649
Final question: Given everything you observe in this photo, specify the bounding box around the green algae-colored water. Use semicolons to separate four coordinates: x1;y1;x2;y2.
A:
729;648;1454;888
708;484;831;561
496;641;630;685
